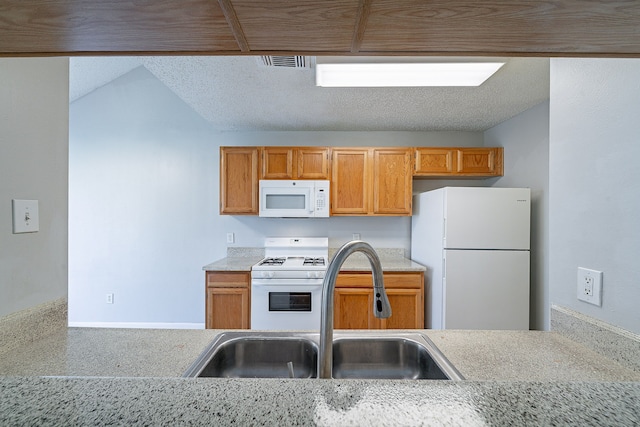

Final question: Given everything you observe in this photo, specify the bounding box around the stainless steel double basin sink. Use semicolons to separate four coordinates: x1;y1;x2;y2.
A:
183;331;463;380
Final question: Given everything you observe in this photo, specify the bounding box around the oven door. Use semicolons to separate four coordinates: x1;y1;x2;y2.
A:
251;279;322;330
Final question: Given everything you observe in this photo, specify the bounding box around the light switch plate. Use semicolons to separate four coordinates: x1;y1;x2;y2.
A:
12;199;39;233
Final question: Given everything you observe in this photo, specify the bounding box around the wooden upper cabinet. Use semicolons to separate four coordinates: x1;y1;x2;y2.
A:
220;145;503;216
373;148;412;215
261;147;294;179
331;148;371;215
414;147;503;177
456;147;503;176
414;148;456;175
260;147;330;180
331;148;412;216
220;147;259;215
296;147;330;179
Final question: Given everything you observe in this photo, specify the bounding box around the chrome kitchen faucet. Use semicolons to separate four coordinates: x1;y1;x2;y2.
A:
319;240;392;378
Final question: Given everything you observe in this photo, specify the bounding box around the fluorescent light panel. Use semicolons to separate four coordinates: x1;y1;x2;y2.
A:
316;62;505;87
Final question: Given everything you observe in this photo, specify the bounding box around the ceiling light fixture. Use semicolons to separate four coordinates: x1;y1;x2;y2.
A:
315;62;505;87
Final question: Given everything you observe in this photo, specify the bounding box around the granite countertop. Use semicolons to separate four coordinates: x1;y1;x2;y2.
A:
2;297;640;426
202;255;264;272
337;254;425;272
2;376;638;426
202;248;426;273
1;328;638;381
2;327;640;425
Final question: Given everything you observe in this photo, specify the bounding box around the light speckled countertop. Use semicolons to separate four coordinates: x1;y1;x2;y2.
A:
202;255;264;272
1;328;639;382
2;376;639;426
3;294;640;425
202;250;426;272
1;327;639;425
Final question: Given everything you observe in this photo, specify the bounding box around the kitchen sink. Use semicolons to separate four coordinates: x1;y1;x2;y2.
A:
183;332;318;378
332;335;461;380
183;331;463;380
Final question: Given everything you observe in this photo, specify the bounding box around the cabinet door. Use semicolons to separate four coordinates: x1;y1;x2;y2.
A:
206;287;250;329
413;147;504;178
220;147;259;214
373;148;412;215
334;288;376;329
380;289;424;329
261;147;294;179
456;147;503;176
205;272;251;329
414;148;456;175
334;272;424;329
331;148;370;215
296;147;330;179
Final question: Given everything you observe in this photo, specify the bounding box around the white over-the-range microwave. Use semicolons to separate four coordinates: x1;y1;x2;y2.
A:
258;180;330;218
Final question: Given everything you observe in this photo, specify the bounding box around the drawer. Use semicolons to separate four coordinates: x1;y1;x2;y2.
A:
336;272;423;289
206;271;250;288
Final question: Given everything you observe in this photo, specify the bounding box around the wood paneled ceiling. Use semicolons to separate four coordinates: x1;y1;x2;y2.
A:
1;0;639;57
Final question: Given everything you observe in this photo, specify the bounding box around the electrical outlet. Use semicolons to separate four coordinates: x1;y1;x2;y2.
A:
226;233;235;244
352;233;361;240
106;293;114;304
577;267;602;306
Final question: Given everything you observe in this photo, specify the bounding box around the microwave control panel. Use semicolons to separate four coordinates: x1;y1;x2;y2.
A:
314;181;330;217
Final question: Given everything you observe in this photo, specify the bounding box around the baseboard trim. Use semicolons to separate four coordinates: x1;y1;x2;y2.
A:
68;321;205;330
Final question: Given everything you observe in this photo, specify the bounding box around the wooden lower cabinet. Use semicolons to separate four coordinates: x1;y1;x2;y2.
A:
333;271;424;329
205;271;250;329
205;270;424;330
381;289;423;329
334;288;376;329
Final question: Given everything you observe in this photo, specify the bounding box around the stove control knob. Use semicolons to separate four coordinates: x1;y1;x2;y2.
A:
262;271;275;278
307;271;319;279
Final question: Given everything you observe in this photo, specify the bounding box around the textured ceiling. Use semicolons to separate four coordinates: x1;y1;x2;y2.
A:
70;56;549;131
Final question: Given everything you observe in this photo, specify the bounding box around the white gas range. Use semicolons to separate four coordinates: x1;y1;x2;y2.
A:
251;237;328;330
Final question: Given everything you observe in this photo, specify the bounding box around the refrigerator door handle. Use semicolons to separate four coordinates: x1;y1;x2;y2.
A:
442;218;447;244
442;257;446;279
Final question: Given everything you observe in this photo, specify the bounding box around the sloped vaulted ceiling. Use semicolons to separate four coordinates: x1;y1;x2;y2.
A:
69;55;550;131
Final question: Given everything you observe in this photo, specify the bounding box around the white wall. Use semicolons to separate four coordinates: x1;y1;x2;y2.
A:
68;66;487;326
68;67;217;327
549;58;640;334
484;101;550;330
0;58;69;317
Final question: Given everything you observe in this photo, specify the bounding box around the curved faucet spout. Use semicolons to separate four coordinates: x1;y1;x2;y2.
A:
319;240;392;379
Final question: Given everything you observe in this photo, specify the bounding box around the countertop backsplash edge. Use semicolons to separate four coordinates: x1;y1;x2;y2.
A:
551;304;640;373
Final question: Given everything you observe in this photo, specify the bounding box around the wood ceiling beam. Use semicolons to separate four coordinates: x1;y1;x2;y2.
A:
218;0;250;52
351;0;373;53
1;0;640;57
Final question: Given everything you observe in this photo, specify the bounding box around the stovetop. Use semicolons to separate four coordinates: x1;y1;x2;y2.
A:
252;256;328;271
252;237;329;274
255;256;326;269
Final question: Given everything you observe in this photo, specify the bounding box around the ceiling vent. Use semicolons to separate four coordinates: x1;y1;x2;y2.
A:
258;56;314;69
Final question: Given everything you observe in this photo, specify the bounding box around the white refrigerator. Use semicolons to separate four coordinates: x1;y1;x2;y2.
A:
411;187;531;330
